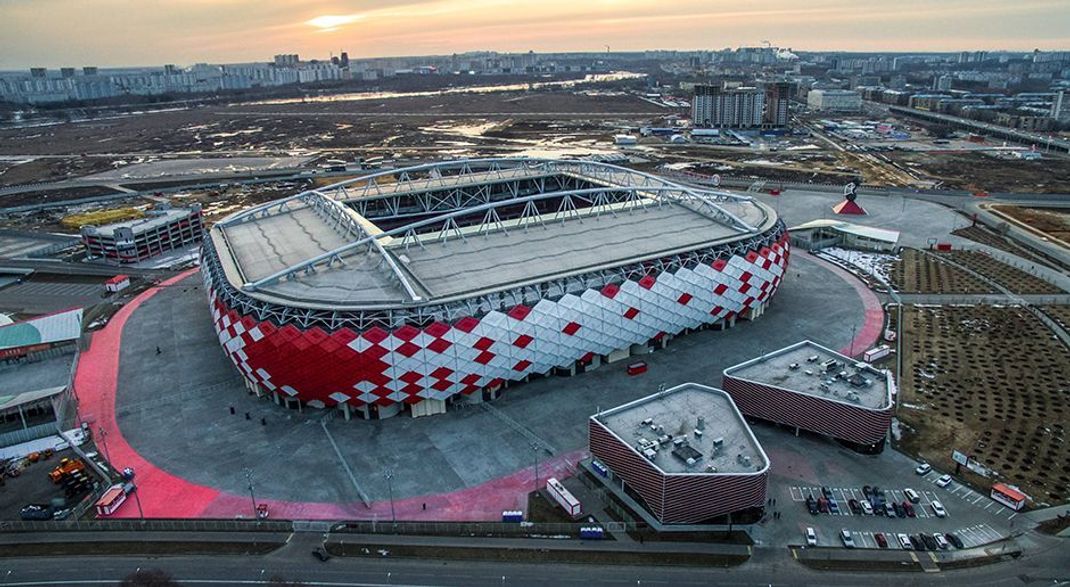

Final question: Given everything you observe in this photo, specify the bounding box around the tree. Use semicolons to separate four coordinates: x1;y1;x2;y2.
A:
120;569;179;587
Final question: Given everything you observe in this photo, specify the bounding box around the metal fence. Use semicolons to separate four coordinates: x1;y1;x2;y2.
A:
330;520;632;537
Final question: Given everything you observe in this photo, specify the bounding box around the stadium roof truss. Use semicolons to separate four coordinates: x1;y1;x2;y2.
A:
206;158;783;330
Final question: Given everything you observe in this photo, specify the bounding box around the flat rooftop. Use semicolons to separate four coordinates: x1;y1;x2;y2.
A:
83;207;199;237
211;167;775;311
724;340;893;410
593;383;768;476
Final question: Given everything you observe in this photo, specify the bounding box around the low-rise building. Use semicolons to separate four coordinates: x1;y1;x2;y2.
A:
807;89;862;112
588;383;769;525
81;206;203;265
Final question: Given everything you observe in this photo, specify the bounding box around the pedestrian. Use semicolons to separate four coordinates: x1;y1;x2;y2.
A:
155;346;161;355
773;498;776;506
422;503;427;511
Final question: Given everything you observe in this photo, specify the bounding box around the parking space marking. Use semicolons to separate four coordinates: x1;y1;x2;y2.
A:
982;501;994;510
994;506;1005;515
971;495;985;505
790;487;805;502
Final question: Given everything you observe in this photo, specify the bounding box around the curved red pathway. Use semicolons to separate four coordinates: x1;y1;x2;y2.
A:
75;254;884;520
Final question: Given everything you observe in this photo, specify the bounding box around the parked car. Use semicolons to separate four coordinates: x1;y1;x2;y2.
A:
896;533;912;550
931;500;947;518
822;486;833;498
915;463;932;475
806;527;818;546
818;497;829;514
862;485;872;498
902;501;916;518
828;498;840;514
19;504;52;521
921;534;939;551
860;500;873;515
840;529;855;548
806;495;819;515
885;502;897;517
892;502;905;517
904;488;921;503
945;533;965;549
934;533;950;550
848;499;862;515
909;535;925;551
936;474;953;488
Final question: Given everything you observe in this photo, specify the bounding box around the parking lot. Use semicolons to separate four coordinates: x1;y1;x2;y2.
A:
753;420;1020;550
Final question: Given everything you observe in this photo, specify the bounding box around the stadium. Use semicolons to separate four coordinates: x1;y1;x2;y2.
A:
201;158;790;419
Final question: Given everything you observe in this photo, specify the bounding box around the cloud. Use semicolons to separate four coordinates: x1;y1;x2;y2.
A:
306;14;365;31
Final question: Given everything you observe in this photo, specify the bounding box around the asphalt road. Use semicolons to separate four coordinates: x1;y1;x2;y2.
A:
0;529;1067;587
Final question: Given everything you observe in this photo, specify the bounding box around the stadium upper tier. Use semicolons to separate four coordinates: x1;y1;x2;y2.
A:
208;158;778;312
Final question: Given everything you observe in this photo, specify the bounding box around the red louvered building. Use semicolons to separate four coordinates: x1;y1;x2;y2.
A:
722;340;895;454
588;383;769;524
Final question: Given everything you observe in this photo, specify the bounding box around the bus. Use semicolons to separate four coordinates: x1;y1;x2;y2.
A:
94;484;128;517
990;482;1027;511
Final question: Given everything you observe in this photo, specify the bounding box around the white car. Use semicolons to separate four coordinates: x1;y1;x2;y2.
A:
934;533;950;550
860;500;874;515
915;463;932;475
931;499;947;518
840;529;855;548
806;527;818;546
936;474;953;488
896;533;912;550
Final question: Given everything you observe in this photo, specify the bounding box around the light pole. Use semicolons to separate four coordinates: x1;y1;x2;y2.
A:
531;442;541;493
243;467;258;520
384;469;396;525
97;426;112;466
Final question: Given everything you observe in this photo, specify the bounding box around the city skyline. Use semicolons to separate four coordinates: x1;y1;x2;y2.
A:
1;0;1068;69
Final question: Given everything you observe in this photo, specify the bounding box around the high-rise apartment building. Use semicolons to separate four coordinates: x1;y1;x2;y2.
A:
762;82;791;128
692;84;765;128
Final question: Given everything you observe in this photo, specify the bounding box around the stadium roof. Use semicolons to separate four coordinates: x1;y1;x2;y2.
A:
210;159;777;311
593;383;768;476
0;307;83;352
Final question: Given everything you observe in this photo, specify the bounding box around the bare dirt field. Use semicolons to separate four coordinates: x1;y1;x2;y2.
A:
951;224;1070;272
887;151;1070;193
897;305;1070;505
889;248;996;294
935;250;1066;294
0;158;117;187
991;205;1070;245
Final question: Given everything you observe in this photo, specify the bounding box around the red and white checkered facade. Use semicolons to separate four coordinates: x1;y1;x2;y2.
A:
206;233;789;409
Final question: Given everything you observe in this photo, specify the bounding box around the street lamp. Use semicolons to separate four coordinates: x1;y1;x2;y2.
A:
97;426;112;466
530;442;541;493
384;469;396;525
243;467;258;520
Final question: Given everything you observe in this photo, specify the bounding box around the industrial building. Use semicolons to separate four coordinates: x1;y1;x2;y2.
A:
588;383;769;525
722;340;895;453
81;205;203;265
202;159;789;419
692;85;765;128
788;219;900;252
807;89;863;112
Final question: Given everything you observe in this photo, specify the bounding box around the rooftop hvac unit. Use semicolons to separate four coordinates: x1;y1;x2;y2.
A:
673;437;686;447
706;464;717;473
694;429;703;438
697;416;705;431
742;456;751;467
657;434;671;445
649;424;658;432
805;370;814;376
641;418;653;426
807;355;819;363
822;359;838;372
819;383;830;393
643;448;657;461
736;454;744;464
686;457;697;467
789;362;800;370
713;437;724;448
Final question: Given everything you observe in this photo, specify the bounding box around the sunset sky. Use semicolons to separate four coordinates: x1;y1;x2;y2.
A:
1;0;1067;69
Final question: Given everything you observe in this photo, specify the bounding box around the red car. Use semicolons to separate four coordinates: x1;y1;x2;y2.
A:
874;532;889;548
626;361;648;376
902;501;916;518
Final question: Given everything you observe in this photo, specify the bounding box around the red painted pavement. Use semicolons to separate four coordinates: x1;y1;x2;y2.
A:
75;270;585;520
801;252;885;358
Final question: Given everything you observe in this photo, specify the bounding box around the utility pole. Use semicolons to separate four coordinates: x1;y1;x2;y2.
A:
243;467;258;520
384;469;396;525
97;426;111;466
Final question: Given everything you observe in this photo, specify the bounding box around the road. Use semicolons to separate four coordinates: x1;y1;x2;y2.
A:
0;529;1067;586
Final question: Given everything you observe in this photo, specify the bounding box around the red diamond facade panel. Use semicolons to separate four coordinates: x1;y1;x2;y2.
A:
209;235;790;408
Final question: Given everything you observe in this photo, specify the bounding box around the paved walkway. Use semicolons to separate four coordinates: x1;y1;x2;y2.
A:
801;252;885;357
74;271;584;520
